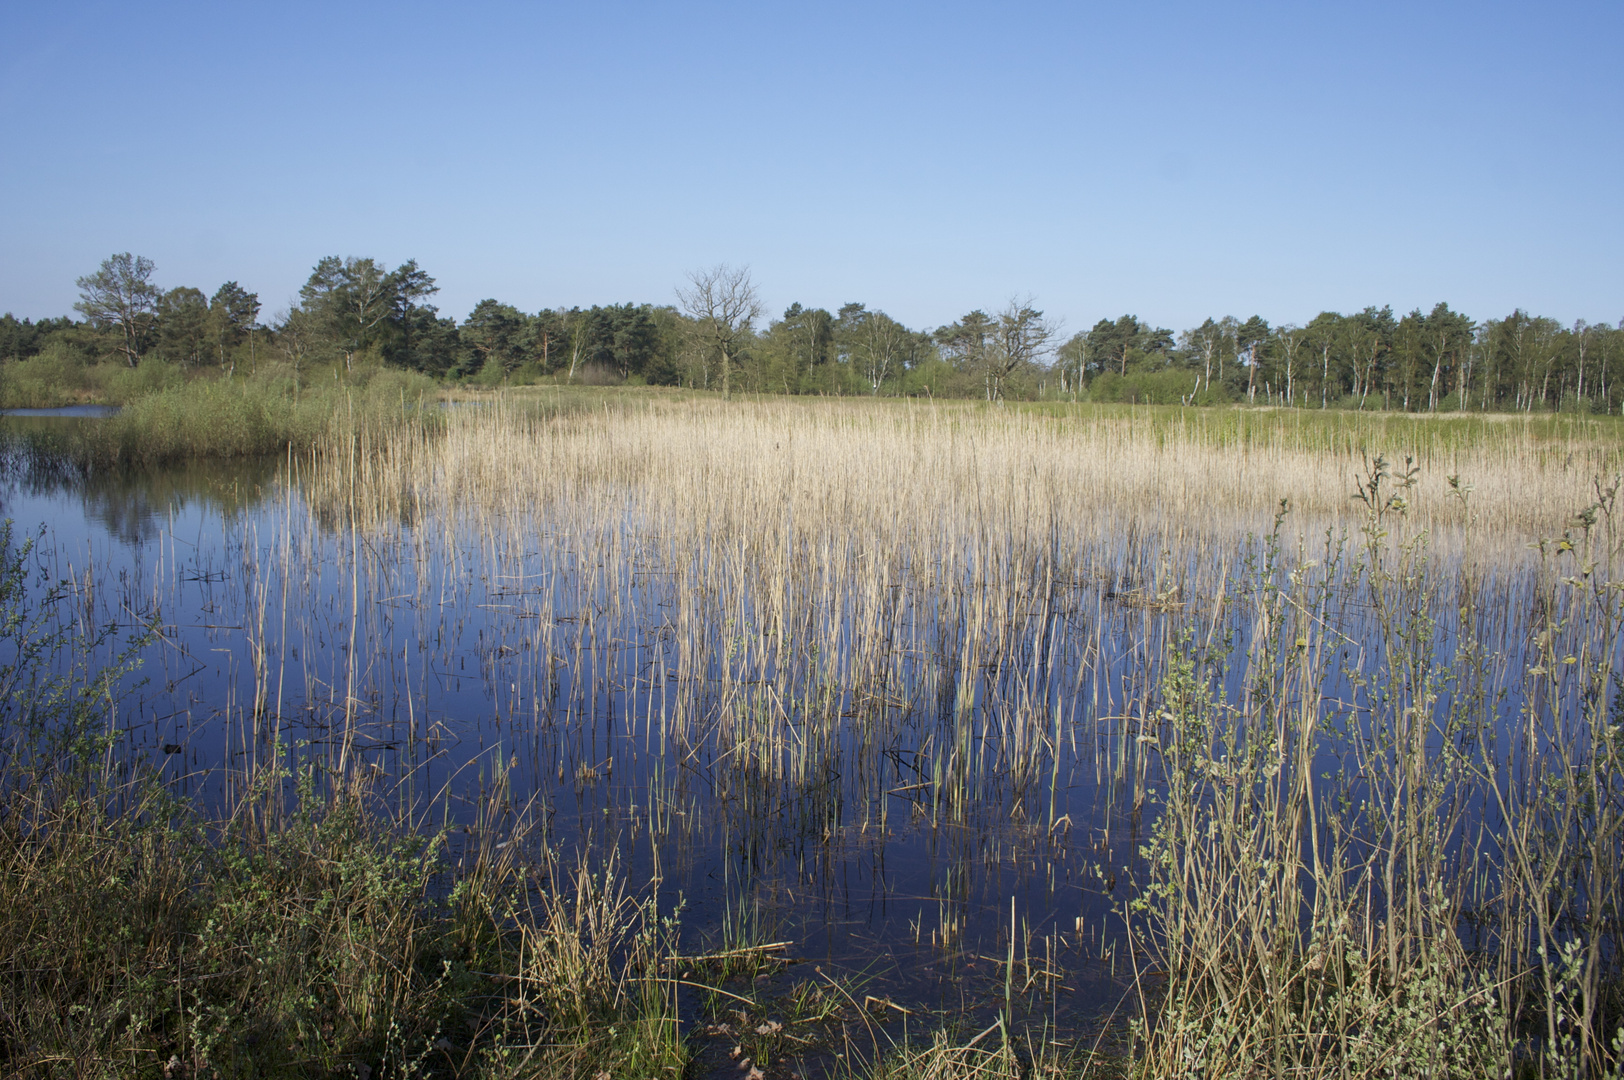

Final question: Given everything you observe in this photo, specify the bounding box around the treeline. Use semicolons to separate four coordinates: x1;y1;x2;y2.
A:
1064;306;1624;414
0;254;685;391
4;253;1622;413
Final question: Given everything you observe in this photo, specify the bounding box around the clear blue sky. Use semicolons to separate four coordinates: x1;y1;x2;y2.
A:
2;1;1619;335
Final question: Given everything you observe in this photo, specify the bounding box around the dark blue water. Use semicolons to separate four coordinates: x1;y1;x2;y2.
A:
0;405;121;417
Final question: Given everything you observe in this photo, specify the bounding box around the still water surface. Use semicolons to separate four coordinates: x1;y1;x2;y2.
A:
0;405;121;417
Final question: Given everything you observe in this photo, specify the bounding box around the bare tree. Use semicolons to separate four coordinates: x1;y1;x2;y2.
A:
983;298;1058;401
75;252;159;367
676;264;762;398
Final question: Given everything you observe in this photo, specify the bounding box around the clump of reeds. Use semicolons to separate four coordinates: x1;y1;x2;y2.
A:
90;368;442;468
0;766;692;1077
1125;459;1624;1078
864;1019;1099;1080
0;365;443;471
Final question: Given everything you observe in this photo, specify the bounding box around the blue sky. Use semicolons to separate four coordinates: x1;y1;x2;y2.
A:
1;1;1619;335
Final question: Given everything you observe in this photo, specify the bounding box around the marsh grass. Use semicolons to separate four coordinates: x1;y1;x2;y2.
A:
9;392;1624;1077
0;754;689;1079
322;395;1616;841
86;368;443;467
373;396;1619;1076
1125;461;1624;1077
861;1018;1107;1080
0;524;688;1078
220;397;1624;1074
0;364;443;470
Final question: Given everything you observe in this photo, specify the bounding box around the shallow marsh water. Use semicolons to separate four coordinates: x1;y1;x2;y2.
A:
1;401;1615;1075
0;405;121;418
2;454;1151;1058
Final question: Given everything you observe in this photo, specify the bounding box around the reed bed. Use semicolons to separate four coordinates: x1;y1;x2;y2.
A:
408;395;1616;554
299;396;1612;825
342;396;1621;1076
0;365;444;470
7;394;1623;1077
1125;462;1624;1078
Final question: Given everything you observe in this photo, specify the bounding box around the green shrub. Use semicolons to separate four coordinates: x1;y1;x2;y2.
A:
1084;369;1208;405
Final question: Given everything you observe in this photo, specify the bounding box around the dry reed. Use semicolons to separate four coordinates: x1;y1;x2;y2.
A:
10;393;1622;1077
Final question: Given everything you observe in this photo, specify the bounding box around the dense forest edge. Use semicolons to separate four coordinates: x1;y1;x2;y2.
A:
5;253;1623;416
